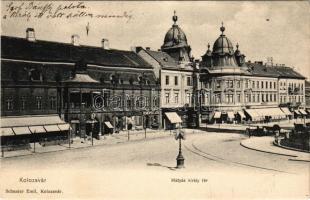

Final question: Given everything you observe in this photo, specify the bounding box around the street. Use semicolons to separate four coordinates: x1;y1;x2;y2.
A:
1;131;309;200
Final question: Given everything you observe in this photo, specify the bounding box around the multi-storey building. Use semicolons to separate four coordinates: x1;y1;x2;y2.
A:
1;28;160;144
136;12;199;129
200;24;306;123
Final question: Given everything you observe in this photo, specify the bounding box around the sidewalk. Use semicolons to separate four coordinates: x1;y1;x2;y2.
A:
240;136;310;162
1;128;201;158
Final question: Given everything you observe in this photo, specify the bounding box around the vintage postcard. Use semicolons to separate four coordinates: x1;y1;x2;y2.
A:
0;1;309;199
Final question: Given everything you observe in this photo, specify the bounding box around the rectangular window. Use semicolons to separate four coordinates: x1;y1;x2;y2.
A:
270;82;272;89
252;81;255;88
226;94;233;103
261;81;264;89
252;94;256;102
237;81;241;88
20;96;26;110
245;80;249;88
187;77;192;86
273;82;276;89
216;80;221;89
257;81;259;89
165;92;170;104
174;76;178;86
266;93;269;102
237;94;241;103
257;94;260;102
262;94;265;102
274;94;276;102
186;93;191;104
165;76;169;85
245;94;249;103
174;93;179;103
6;97;13;110
270;94;272;102
50;96;57;110
266;81;268;89
36;96;43;110
215;94;221;104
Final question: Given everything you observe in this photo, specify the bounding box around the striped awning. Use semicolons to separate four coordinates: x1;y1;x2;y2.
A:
281;107;292;116
104;122;114;129
237;111;246;119
294;110;301;115
29;126;46;134
213;111;221;119
227;112;235;119
299;109;307;115
58;124;71;131
44;125;60;132
0;128;14;136
13;127;31;135
165;112;182;123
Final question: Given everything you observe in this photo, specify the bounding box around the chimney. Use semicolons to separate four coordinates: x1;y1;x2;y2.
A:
26;28;35;41
146;47;150;50
71;34;80;46
101;39;109;49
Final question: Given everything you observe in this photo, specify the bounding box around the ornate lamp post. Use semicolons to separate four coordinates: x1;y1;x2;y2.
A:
175;125;185;168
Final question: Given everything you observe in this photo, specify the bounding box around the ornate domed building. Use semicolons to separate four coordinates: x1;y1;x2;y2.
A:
136;11;199;129
199;23;305;124
161;11;192;63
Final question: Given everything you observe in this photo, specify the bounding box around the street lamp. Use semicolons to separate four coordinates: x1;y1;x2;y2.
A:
175;124;185;168
90;113;96;146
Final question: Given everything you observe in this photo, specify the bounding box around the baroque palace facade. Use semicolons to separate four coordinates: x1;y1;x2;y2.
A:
1;28;161;141
199;24;306;123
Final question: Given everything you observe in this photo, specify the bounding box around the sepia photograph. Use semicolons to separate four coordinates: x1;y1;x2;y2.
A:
0;1;309;199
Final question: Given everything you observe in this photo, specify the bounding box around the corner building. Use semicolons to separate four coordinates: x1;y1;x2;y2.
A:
136;12;199;129
200;24;306;123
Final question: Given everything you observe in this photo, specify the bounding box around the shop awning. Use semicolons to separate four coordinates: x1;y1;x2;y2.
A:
58;124;71;131
244;109;260;121
237;111;246;119
165;112;182;123
294;110;301;115
227;112;235;119
0;115;65;127
13;127;31;135
281;107;292;116
44;125;60;132
104;122;114;129
267;108;286;119
299;109;307;115
0;128;14;136
213;111;221;119
29;126;46;134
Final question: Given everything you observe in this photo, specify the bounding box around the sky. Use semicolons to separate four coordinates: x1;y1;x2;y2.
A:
1;1;309;80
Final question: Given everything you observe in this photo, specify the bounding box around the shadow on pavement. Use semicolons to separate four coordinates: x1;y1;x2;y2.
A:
146;162;177;171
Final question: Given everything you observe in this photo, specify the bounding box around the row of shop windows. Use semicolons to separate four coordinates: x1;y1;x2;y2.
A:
279;82;304;91
165;75;192;86
207;92;278;104
280;95;304;104
164;92;191;104
4;96;57;111
209;79;278;90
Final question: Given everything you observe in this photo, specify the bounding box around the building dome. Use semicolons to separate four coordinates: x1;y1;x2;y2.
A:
162;11;188;48
212;24;234;55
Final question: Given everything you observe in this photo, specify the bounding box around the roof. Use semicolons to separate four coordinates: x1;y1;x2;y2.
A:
145;50;178;68
246;62;305;79
64;73;99;83
1;36;152;69
162;25;188;49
